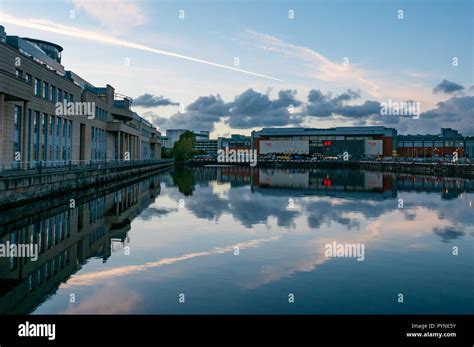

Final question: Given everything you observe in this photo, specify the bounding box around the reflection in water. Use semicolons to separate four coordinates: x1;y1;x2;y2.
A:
0;176;161;314
0;167;473;314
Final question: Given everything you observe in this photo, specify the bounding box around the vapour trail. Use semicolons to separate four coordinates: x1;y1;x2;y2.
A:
0;13;283;81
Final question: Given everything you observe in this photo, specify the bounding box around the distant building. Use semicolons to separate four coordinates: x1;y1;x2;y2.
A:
397;128;468;158
165;129;188;148
466;137;474;159
163;129;210;150
195;131;209;141
161;136;172;149
218;134;252;150
193;139;218;155
252;126;397;157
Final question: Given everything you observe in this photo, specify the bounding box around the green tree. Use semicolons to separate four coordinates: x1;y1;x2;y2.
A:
172;131;196;162
161;147;173;158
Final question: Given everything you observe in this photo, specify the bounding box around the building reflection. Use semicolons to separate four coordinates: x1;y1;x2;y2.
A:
0;175;161;314
176;166;474;199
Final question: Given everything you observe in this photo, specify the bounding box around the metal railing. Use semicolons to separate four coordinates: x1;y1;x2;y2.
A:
0;159;174;177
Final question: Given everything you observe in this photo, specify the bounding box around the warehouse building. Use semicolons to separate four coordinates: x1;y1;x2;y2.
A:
397;128;470;158
252;126;397;158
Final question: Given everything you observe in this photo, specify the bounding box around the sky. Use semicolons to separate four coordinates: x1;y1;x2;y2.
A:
0;0;473;137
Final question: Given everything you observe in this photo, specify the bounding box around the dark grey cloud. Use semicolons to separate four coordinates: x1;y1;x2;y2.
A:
433;80;464;94
133;93;179;107
227;89;303;128
417;96;474;134
154;95;229;131
153;89;303;131
305;89;380;118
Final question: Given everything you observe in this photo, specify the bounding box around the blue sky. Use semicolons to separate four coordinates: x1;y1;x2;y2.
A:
1;0;472;136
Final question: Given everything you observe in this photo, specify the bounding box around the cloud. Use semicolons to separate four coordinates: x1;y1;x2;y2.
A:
154;89;304;131
418;96;474;133
433;80;465;94
71;0;147;32
227;89;303;128
305;89;380;118
154;94;229;131
133;93;179;107
244;30;381;97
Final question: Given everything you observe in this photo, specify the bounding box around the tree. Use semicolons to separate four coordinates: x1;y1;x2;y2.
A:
172;131;196;162
161;147;173;158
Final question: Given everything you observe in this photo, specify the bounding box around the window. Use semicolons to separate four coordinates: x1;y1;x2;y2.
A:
50;116;55;160
16;69;23;79
42;113;48;160
42;82;48;99
56;118;62;160
33;111;40;161
13;105;22;159
34;79;41;96
64;92;68;103
27;109;32;162
62;118;67;160
51;86;57;103
26;73;32;84
58;89;63;103
68;120;73;160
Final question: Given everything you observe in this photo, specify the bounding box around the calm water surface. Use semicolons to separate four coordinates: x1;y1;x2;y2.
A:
1;167;473;314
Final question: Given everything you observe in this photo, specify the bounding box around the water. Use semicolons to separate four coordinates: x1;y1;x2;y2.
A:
0;167;473;314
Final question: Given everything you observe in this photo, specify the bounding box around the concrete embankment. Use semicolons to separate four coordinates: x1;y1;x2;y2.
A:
0;160;174;209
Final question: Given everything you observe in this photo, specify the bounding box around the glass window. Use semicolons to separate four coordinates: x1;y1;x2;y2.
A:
68;120;73;160
34;111;40;161
34;79;41;96
50;116;55;160
51;86;57;102
42;113;48;160
13;105;22;159
56;118;62;160
26;73;32;84
42;82;48;99
63;118;67;160
27;109;32;162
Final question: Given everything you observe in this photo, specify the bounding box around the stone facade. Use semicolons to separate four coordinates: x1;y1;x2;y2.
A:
0;26;161;169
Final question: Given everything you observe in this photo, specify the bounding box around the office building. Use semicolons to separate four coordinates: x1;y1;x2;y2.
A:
0;26;161;168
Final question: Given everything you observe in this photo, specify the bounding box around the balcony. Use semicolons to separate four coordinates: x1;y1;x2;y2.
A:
111;93;134;121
